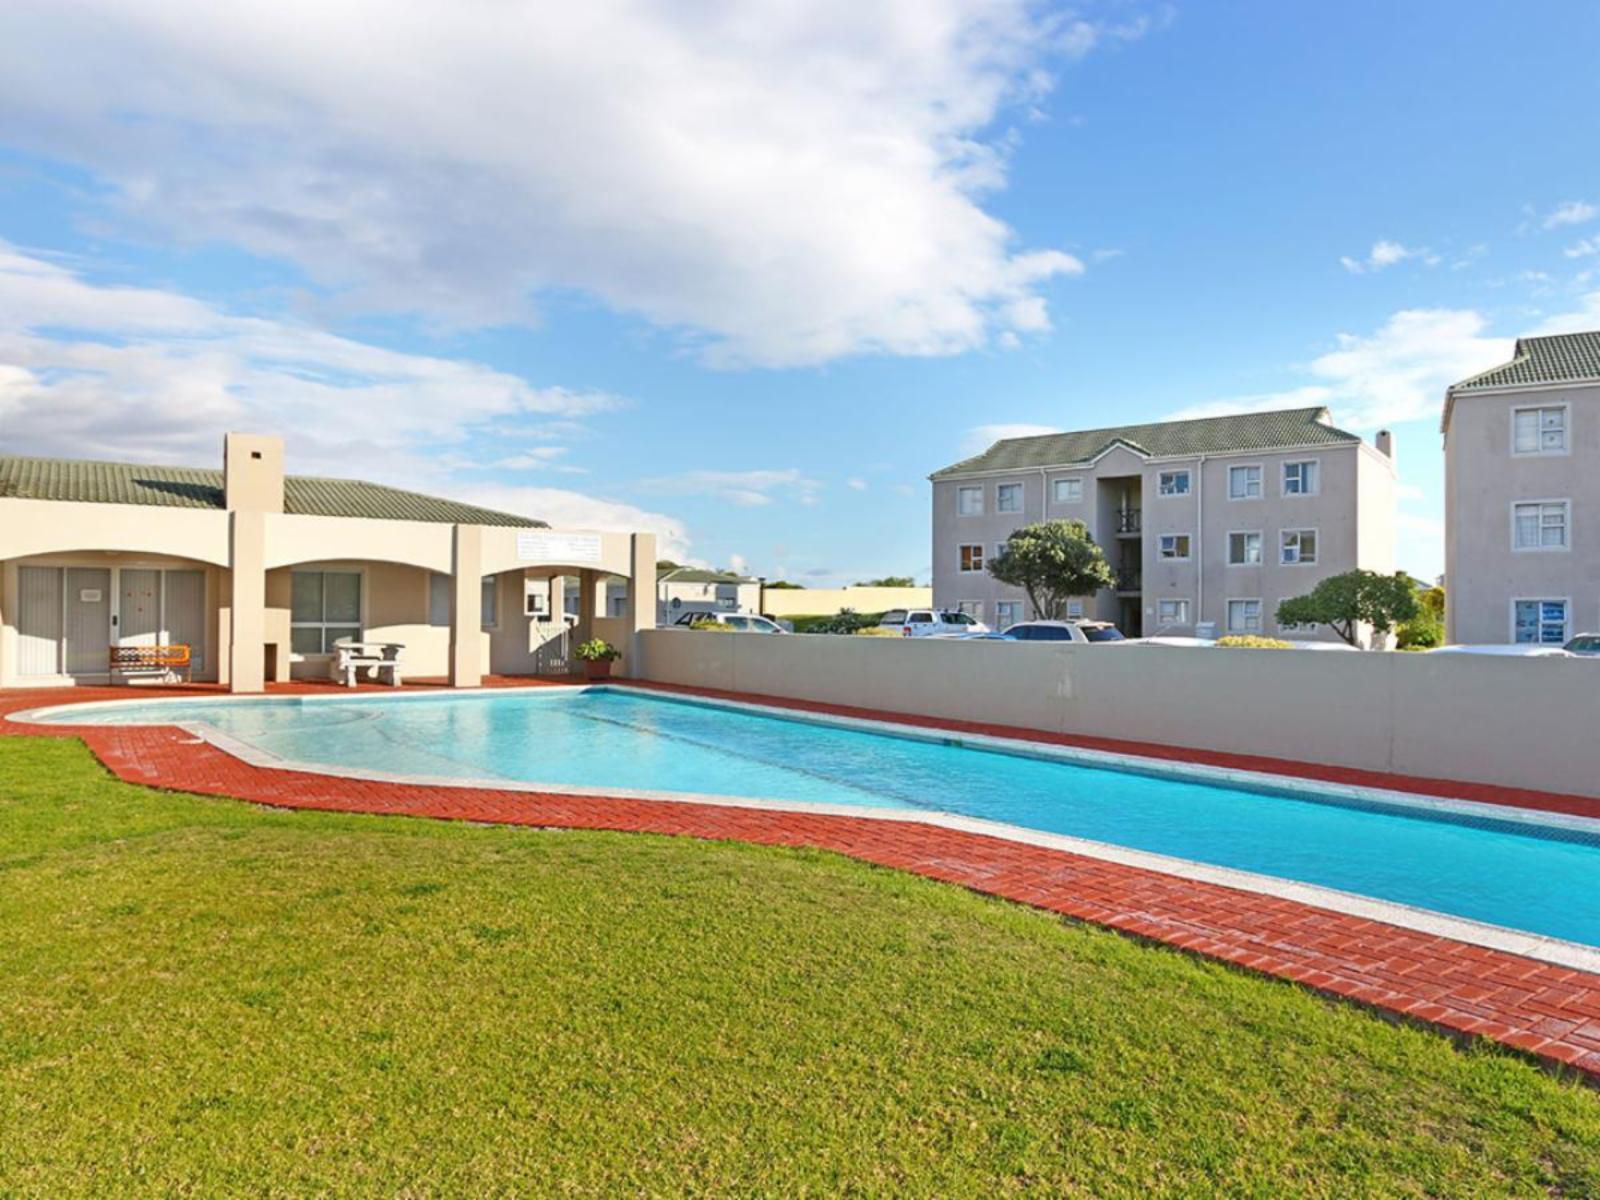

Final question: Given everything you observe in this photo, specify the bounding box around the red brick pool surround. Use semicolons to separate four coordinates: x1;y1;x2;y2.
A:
7;676;1600;1083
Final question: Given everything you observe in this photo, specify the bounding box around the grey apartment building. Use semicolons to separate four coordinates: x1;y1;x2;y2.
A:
1443;330;1600;645
930;407;1396;640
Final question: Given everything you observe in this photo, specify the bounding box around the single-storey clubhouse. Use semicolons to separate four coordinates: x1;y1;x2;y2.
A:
0;434;656;690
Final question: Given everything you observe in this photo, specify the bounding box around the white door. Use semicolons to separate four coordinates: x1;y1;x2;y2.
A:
63;568;111;676
119;568;162;647
17;566;64;676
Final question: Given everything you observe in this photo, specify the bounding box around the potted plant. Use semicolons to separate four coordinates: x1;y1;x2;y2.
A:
574;638;621;680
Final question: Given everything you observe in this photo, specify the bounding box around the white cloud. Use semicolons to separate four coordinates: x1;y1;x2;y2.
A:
1544;201;1598;230
1340;240;1424;274
1564;238;1600;260
847;477;868;491
727;553;748;575
0;1;1138;366
0;243;692;553
959;422;1061;455
1169;311;1515;430
450;483;692;561
1530;290;1600;336
635;467;822;508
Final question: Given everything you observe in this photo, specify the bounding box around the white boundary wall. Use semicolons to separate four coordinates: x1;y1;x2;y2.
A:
636;631;1600;799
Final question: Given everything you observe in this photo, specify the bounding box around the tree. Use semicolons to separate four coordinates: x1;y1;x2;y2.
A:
1275;570;1420;649
1396;580;1445;650
764;581;805;590
987;520;1115;620
854;575;915;588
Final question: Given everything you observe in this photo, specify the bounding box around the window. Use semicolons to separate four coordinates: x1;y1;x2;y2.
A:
1158;533;1192;560
1158;470;1191;497
1514;405;1568;455
1282;460;1319;496
428;572;501;628
956;601;983;620
1281;529;1318;565
1066;599;1085;618
995;600;1021;630
957;485;983;515
1228;464;1262;499
290;569;361;654
1227;599;1263;634
1515;599;1569;645
1227;531;1262;565
1156;598;1191;626
1513;501;1569;550
958;544;985;572
996;483;1023;513
1053;477;1083;504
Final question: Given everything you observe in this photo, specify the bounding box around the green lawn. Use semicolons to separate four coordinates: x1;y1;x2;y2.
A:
3;738;1600;1197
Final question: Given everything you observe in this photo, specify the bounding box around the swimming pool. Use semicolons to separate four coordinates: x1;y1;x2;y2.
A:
24;686;1600;952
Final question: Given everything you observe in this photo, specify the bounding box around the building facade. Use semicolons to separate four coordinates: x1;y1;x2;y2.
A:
929;407;1396;641
1443;330;1600;645
0;434;656;690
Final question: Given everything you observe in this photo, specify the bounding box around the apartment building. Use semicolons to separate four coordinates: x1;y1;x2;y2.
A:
930;407;1396;640
1443;329;1600;645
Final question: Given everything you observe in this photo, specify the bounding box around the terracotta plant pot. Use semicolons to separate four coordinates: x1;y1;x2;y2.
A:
582;657;614;681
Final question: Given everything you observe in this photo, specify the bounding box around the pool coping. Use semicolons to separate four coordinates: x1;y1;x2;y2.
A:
7;677;1600;1084
13;682;1600;975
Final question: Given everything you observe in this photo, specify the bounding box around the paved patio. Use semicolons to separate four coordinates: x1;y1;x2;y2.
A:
6;676;1600;1083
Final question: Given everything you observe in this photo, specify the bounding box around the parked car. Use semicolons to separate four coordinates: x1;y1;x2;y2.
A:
1565;634;1600;656
984;620;1127;644
878;609;990;637
671;612;788;634
1426;643;1573;657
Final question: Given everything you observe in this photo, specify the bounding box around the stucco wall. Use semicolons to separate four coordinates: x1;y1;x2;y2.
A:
759;586;933;618
1445;382;1600;643
636;631;1599;799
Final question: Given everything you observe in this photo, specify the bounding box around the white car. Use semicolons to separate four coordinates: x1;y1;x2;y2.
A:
878;609;989;637
1427;643;1573;658
671;612;788;634
991;619;1127;644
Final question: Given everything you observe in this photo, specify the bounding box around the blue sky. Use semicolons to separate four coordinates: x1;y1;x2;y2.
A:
1;2;1597;584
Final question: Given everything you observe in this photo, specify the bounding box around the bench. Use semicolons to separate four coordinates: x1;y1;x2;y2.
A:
109;644;192;683
329;639;404;688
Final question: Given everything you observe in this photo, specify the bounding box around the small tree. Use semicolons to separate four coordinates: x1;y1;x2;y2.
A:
988;520;1115;620
1396;581;1445;650
1276;570;1420;649
854;575;916;588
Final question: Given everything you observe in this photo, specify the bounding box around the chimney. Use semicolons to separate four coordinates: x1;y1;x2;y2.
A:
1375;430;1393;459
223;433;285;513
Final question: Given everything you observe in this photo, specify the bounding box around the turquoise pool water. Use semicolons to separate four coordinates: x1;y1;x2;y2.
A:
34;687;1600;947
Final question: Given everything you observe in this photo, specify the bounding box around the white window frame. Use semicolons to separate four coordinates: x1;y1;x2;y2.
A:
1281;458;1320;497
1228;463;1263;501
1065;599;1085;619
1511;403;1570;457
1511;597;1571;645
956;485;984;516
957;543;985;573
1226;598;1264;635
1157;533;1192;561
1511;499;1570;552
1227;530;1263;566
1280;528;1319;566
290;567;365;656
1156;597;1191;626
995;481;1024;514
994;600;1021;630
1052;477;1083;504
1157;469;1191;498
956;600;983;620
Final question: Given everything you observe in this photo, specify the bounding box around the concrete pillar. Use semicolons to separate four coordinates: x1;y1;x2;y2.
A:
626;533;657;677
449;524;484;687
228;510;267;693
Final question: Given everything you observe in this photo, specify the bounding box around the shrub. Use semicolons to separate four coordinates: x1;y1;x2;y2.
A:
688;621;737;634
853;626;901;637
1215;635;1293;650
574;638;621;661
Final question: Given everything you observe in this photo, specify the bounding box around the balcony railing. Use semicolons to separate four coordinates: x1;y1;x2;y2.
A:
1116;508;1142;534
1116;568;1142;593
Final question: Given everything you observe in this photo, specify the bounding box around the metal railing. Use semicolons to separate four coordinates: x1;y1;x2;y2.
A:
1116;508;1142;534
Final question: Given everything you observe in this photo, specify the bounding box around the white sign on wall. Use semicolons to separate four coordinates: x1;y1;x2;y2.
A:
516;531;603;564
79;589;103;603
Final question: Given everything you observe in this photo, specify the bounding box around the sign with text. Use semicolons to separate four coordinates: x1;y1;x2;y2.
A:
516;531;603;564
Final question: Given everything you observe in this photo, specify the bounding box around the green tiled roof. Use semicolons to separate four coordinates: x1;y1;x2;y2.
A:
658;567;758;585
0;456;545;527
930;407;1360;478
1442;329;1600;432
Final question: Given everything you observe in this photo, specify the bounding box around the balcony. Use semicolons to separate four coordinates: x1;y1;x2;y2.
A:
1115;567;1142;594
1115;508;1142;535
